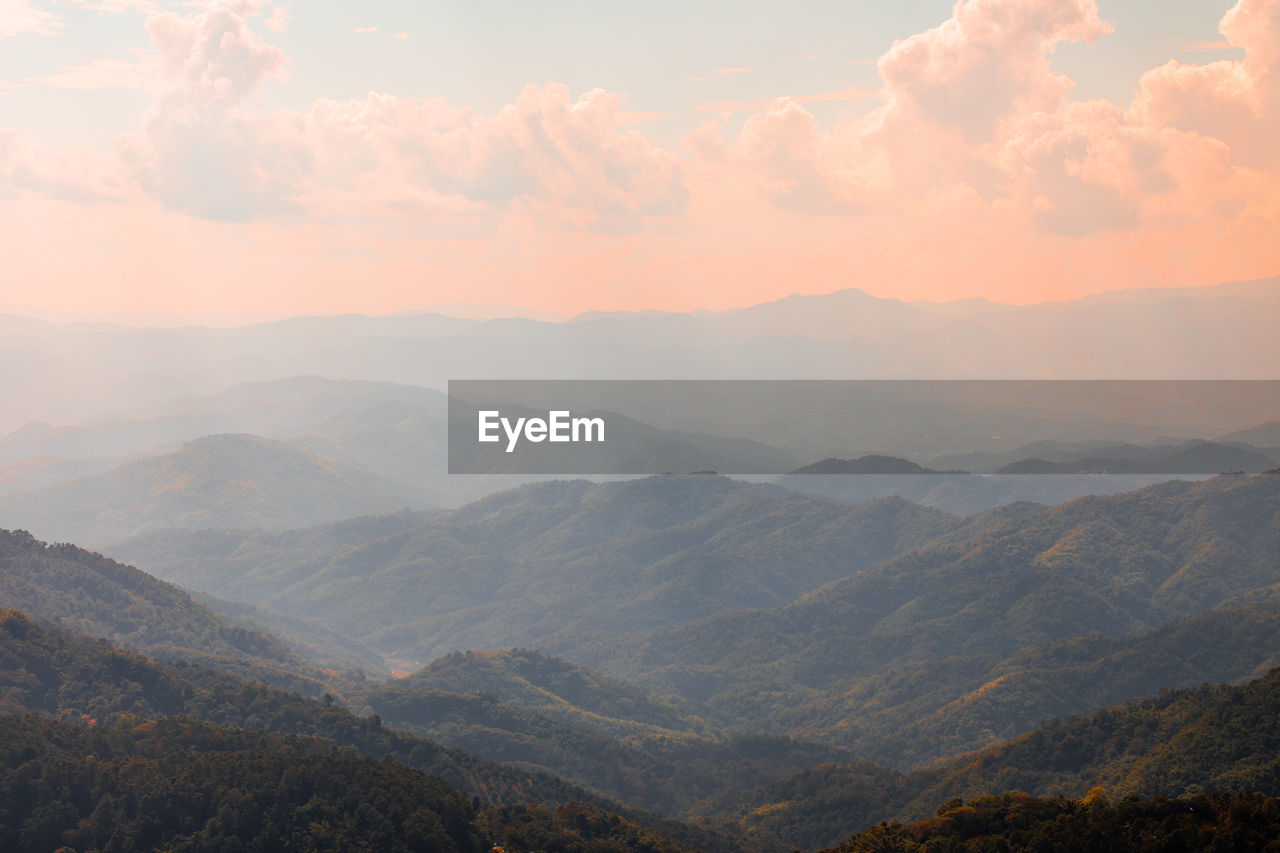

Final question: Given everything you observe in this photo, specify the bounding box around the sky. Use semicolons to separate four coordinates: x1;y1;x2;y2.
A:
0;0;1277;323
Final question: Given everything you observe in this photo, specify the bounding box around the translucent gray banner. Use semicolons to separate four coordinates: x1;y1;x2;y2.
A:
447;380;1280;475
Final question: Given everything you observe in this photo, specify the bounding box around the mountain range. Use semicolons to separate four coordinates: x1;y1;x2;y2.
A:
3;277;1280;849
3;277;1278;438
109;472;1280;773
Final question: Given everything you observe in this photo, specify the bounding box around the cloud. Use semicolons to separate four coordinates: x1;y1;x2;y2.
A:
714;67;751;78
696;87;879;113
0;127;134;201
100;1;685;228
390;31;409;40
709;0;1280;235
23;50;158;91
876;0;1112;141
1134;0;1280;170
116;1;300;219
264;4;288;32
70;0;158;12
353;25;377;34
1;0;62;38
302;84;688;231
615;110;671;125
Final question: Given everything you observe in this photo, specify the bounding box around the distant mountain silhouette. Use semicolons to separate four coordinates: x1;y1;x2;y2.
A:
0;433;414;545
789;455;965;475
996;439;1278;474
3;276;1279;439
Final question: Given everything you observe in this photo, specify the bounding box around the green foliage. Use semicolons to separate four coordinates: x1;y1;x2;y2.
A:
0;609;741;852
724;664;1280;850
828;791;1280;853
366;675;852;818
0;713;699;853
405;648;706;738
109;476;964;665
0;527;354;697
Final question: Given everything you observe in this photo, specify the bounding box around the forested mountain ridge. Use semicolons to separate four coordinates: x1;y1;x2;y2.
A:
0;608;742;852
750;603;1280;767
106;472;1280;770
585;472;1280;700
404;648;710;739
109;476;973;663
0;714;704;853
0;527;354;696
821;791;1280;853
12;603;1280;853
363;677;853;818
724;662;1280;849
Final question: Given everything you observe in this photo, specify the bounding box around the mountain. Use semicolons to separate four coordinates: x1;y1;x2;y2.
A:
361;676;849;819
0;433;415;545
404;648;708;739
1223;420;1280;447
727;663;1280;850
993;439;1279;474
3;277;1278;439
414;301;568;322
0;608;740;852
0;375;449;465
106;472;1280;772
821;791;1280;853
774;470;1186;516
567;475;1280;744
0;714;491;853
788;456;958;475
106;470;1280;767
0;527;359;695
757;603;1280;767
0;713;710;853
0;453;125;495
108;476;968;664
584;472;1280;682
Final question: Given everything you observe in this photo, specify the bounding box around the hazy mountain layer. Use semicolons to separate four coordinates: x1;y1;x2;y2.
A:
0;527;352;695
109;476;968;664
0;433;416;545
3;277;1278;437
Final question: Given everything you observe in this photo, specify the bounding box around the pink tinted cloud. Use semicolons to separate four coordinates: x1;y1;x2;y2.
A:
2;0;1278;321
711;0;1113;214
264;5;288;32
712;0;1280;239
1135;0;1280;169
1;0;61;38
877;0;1112;141
116;1;300;219
0;128;134;201
303;84;687;231
108;1;685;228
24;50;158;90
696;87;878;113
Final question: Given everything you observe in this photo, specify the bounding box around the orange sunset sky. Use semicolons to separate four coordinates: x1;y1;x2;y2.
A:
1;0;1278;323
